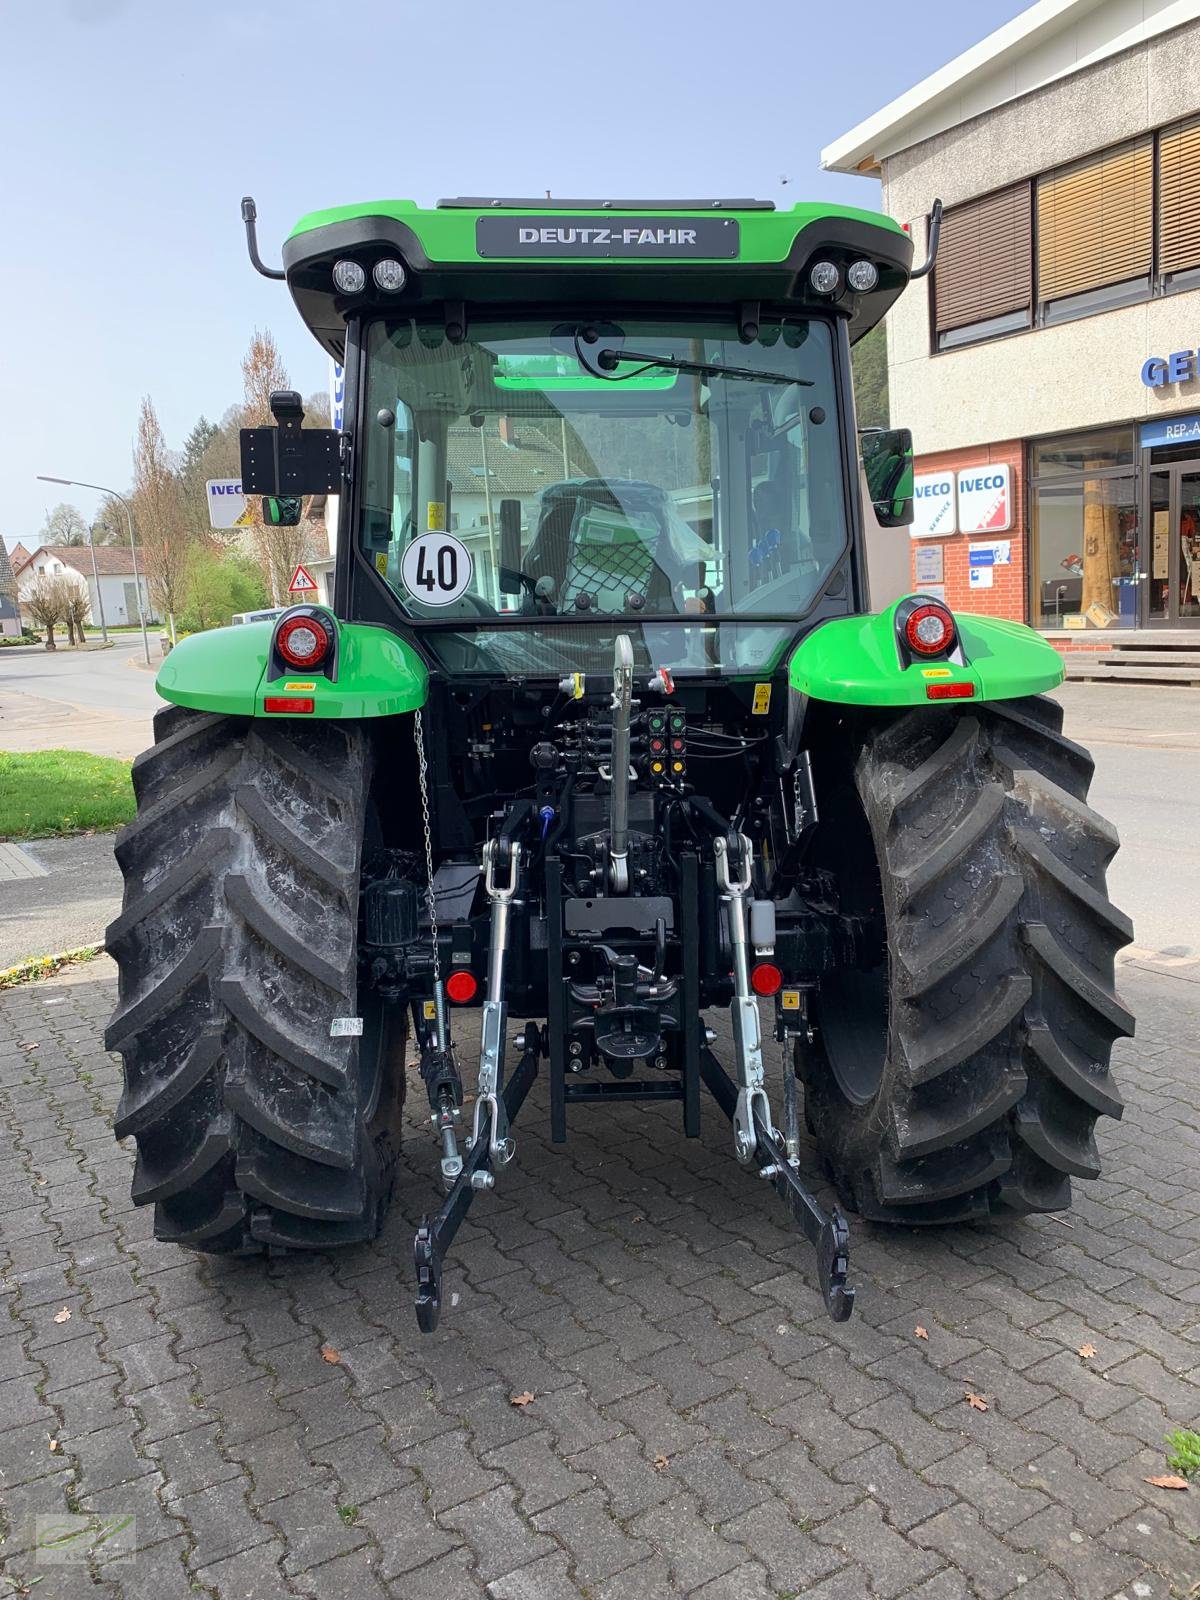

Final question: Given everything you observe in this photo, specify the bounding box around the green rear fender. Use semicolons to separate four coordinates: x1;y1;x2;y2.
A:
788;599;1064;707
156;620;428;718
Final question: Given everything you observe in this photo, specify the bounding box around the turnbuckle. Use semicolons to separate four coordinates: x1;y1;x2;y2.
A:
474;837;520;1165
714;834;775;1164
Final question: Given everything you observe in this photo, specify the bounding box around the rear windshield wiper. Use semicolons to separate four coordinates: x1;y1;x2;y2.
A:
575;333;812;387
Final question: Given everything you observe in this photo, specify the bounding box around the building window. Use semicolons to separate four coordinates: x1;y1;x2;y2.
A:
932;113;1200;350
1036;137;1153;319
1029;427;1138;630
933;183;1032;349
1158;112;1200;289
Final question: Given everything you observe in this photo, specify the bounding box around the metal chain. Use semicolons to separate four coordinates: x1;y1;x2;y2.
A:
413;709;441;990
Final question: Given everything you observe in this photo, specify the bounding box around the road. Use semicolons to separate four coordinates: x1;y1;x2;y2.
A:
1052;683;1199;960
0;635;164;758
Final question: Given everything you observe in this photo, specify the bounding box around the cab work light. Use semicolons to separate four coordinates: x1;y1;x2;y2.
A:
847;259;879;292
333;259;366;294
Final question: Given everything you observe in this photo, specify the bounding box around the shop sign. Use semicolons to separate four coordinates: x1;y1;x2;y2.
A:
957;466;1012;533
967;540;1012;567
914;545;944;584
1140;413;1200;449
1141;349;1200;387
911;473;956;539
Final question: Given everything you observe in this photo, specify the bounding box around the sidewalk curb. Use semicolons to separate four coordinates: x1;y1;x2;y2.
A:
0;942;105;989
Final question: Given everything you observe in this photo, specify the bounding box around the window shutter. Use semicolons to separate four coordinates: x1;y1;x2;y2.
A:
1158;114;1200;277
933;183;1032;333
1036;138;1152;302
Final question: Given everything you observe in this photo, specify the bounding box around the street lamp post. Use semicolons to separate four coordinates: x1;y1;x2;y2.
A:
86;518;109;644
36;476;151;665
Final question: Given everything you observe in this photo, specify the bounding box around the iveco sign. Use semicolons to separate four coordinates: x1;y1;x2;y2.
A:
1141;348;1200;386
910;473;956;540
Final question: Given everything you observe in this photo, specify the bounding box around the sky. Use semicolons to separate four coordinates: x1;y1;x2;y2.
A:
2;0;1028;551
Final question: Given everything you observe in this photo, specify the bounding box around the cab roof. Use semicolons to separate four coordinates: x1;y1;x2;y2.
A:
280;198;913;360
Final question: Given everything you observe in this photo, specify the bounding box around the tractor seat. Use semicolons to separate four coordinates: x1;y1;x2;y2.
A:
523;479;677;613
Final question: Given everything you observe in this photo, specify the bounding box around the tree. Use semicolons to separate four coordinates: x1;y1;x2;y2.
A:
91;495;130;547
40;502;89;547
24;574;75;650
851;323;890;431
242;331;310;603
132;395;187;637
178;545;269;633
64;582;91;645
178;416;238;544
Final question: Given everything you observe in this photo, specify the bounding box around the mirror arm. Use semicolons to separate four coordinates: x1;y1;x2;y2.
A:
241;196;286;282
909;198;943;280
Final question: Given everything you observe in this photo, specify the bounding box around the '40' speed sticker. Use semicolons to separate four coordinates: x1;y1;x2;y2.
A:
401;532;473;605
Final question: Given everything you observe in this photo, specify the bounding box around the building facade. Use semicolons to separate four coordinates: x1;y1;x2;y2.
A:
13;545;158;627
824;0;1200;644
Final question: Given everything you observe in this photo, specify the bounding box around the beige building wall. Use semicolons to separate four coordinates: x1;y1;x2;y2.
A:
881;17;1200;453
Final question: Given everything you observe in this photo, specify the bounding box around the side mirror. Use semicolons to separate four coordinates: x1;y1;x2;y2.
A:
861;427;914;528
497;498;524;594
261;496;303;527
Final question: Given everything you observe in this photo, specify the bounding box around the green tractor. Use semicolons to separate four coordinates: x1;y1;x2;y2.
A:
105;194;1132;1326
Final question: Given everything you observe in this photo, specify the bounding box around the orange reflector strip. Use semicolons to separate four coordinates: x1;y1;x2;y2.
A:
926;682;975;700
264;696;315;713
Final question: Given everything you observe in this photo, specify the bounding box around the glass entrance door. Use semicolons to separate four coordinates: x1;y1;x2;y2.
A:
1147;461;1200;624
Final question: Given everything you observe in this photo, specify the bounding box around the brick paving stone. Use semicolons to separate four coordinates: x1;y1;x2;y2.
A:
690;1559;777;1600
627;1492;743;1591
567;1431;673;1519
5;960;1200;1600
745;1438;861;1526
388;1548;485;1599
1004;1504;1152;1600
485;1549;587;1599
719;1496;848;1592
308;1425;407;1508
812;1498;942;1598
194;1539;298;1598
1021;1444;1142;1535
353;1482;459;1580
830;1440;956;1531
106;1532;194;1600
921;1444;1052;1534
271;1486;371;1577
173;1477;274;1568
438;1487;556;1586
532;1486;654;1586
405;1428;505;1514
480;1431;592;1515
910;1504;1042;1600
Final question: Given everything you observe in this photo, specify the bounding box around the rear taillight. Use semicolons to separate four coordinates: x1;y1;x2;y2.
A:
445;970;478;1003
904;602;956;657
750;962;783;996
276;614;331;670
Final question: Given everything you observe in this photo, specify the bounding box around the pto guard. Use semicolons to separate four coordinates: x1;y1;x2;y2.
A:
788;597;1064;707
156;617;428;717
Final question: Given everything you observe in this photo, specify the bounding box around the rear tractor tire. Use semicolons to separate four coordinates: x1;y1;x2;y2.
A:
800;695;1133;1224
105;705;405;1252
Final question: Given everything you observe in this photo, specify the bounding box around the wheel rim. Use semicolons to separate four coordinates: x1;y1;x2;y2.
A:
812;775;889;1107
817;967;888;1105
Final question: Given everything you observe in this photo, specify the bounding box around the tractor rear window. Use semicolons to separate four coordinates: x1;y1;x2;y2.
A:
359;316;847;643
